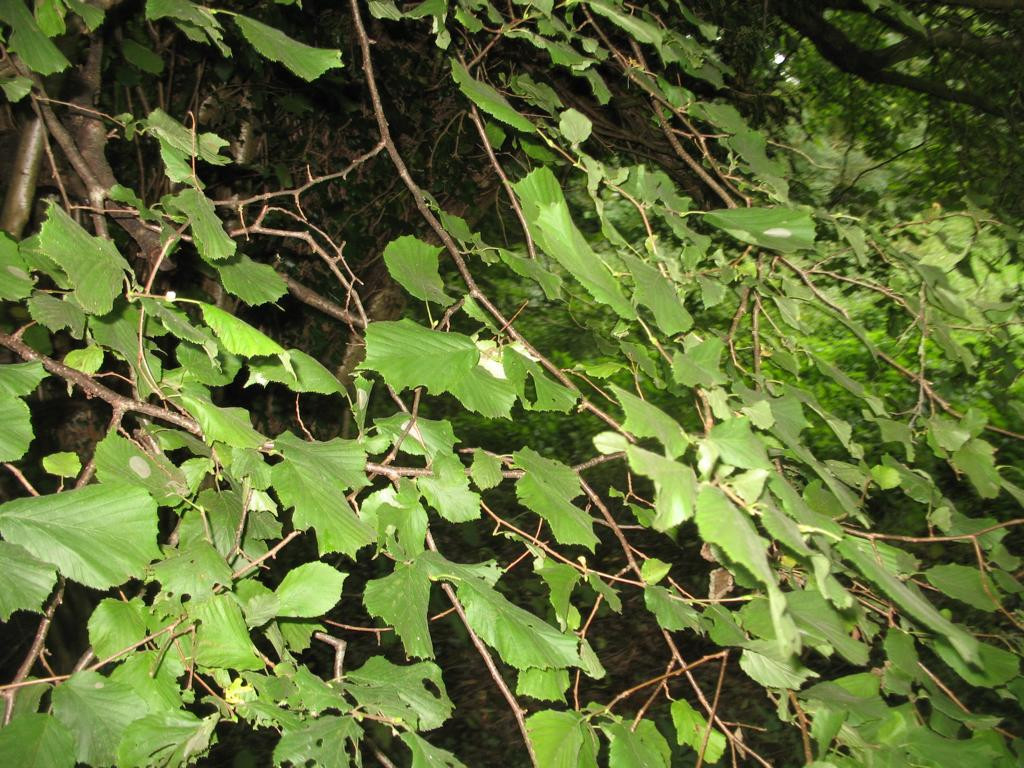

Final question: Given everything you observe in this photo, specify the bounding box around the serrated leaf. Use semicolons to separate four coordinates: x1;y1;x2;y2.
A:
451;59;534;133
0;541;57;620
63;344;103;373
151;540;232;600
121;38;164;73
272;715;358;768
951;438;1001;498
38;204;128;314
181;393;266;450
0;396;32;461
0;233;34;299
871;464;901;490
0;484;159;589
116;710;218;768
513;447;598;550
275;562;346;617
401;732;467;768
704;207;815;252
424;552;581;670
27;291;85;336
187;593;262;670
526;710;599;768
418;453;481;523
0;0;70;74
345;657;453;730
234;15;342;81
364;558;433;658
644;585;700;631
671;699;726;764
516;667;570;702
0;713;75;768
640;557;671;585
247;349;344;395
361;320;515;418
198;302;283;356
167;189;236;262
839;537;979;666
558;108;591;144
383;235;453;304
52;671;148;767
626;446;696;530
145;108;229;164
470;449;503;490
925;563;999;612
214;254;287;305
739;641;818;689
271;432;372;558
87;598;149;659
611;385;688;458
0;361;47;397
706;417;770;470
672;336;728;388
93;433;188;504
604;720;671;768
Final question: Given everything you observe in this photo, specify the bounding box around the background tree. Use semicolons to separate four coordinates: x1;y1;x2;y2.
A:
0;0;1022;766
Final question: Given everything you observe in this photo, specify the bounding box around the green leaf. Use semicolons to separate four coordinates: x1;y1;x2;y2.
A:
603;719;671;768
470;449;504;490
839;537;980;666
214;254;287;305
271;432;373;558
0;0;70;74
198;302;284;357
0;484;160;589
0;713;75;768
871;464;901;490
451;59;534;133
671;699;726;764
383;235;453;304
418;453;481;523
181;393;267;450
0;74;32;102
362;320;516;418
27;292;86;336
93;432;188;504
116;710;218;768
364;558;434;658
121;38;164;74
400;732;467;768
0;362;47;397
0;396;32;461
951;438;1001;498
706;417;771;470
167;189;236;262
695;487;798;655
925;563;999;612
558;108;592;144
0;233;34;299
623;253;692;335
87;598;149;659
526;710;599;768
703;207;816;252
640;557;671;585
272;715;359;768
247;348;344;395
513;167;633;318
517;666;570;702
52;671;148;767
739;641;818;689
145;108;230;165
0;541;57;620
627;446;696;530
425;552;581;670
38;203;129;314
151;540;232;601
275;562;346;617
672;336;728;389
187;593;263;670
345;656;453;730
611;385;688;458
234;15;343;81
644;585;701;631
513;447;598;550
63;344;103;373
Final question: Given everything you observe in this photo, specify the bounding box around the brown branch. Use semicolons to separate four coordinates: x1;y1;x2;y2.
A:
0;331;202;436
2;579;64;725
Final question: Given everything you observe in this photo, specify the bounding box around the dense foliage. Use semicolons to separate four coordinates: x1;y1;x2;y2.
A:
0;0;1022;766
